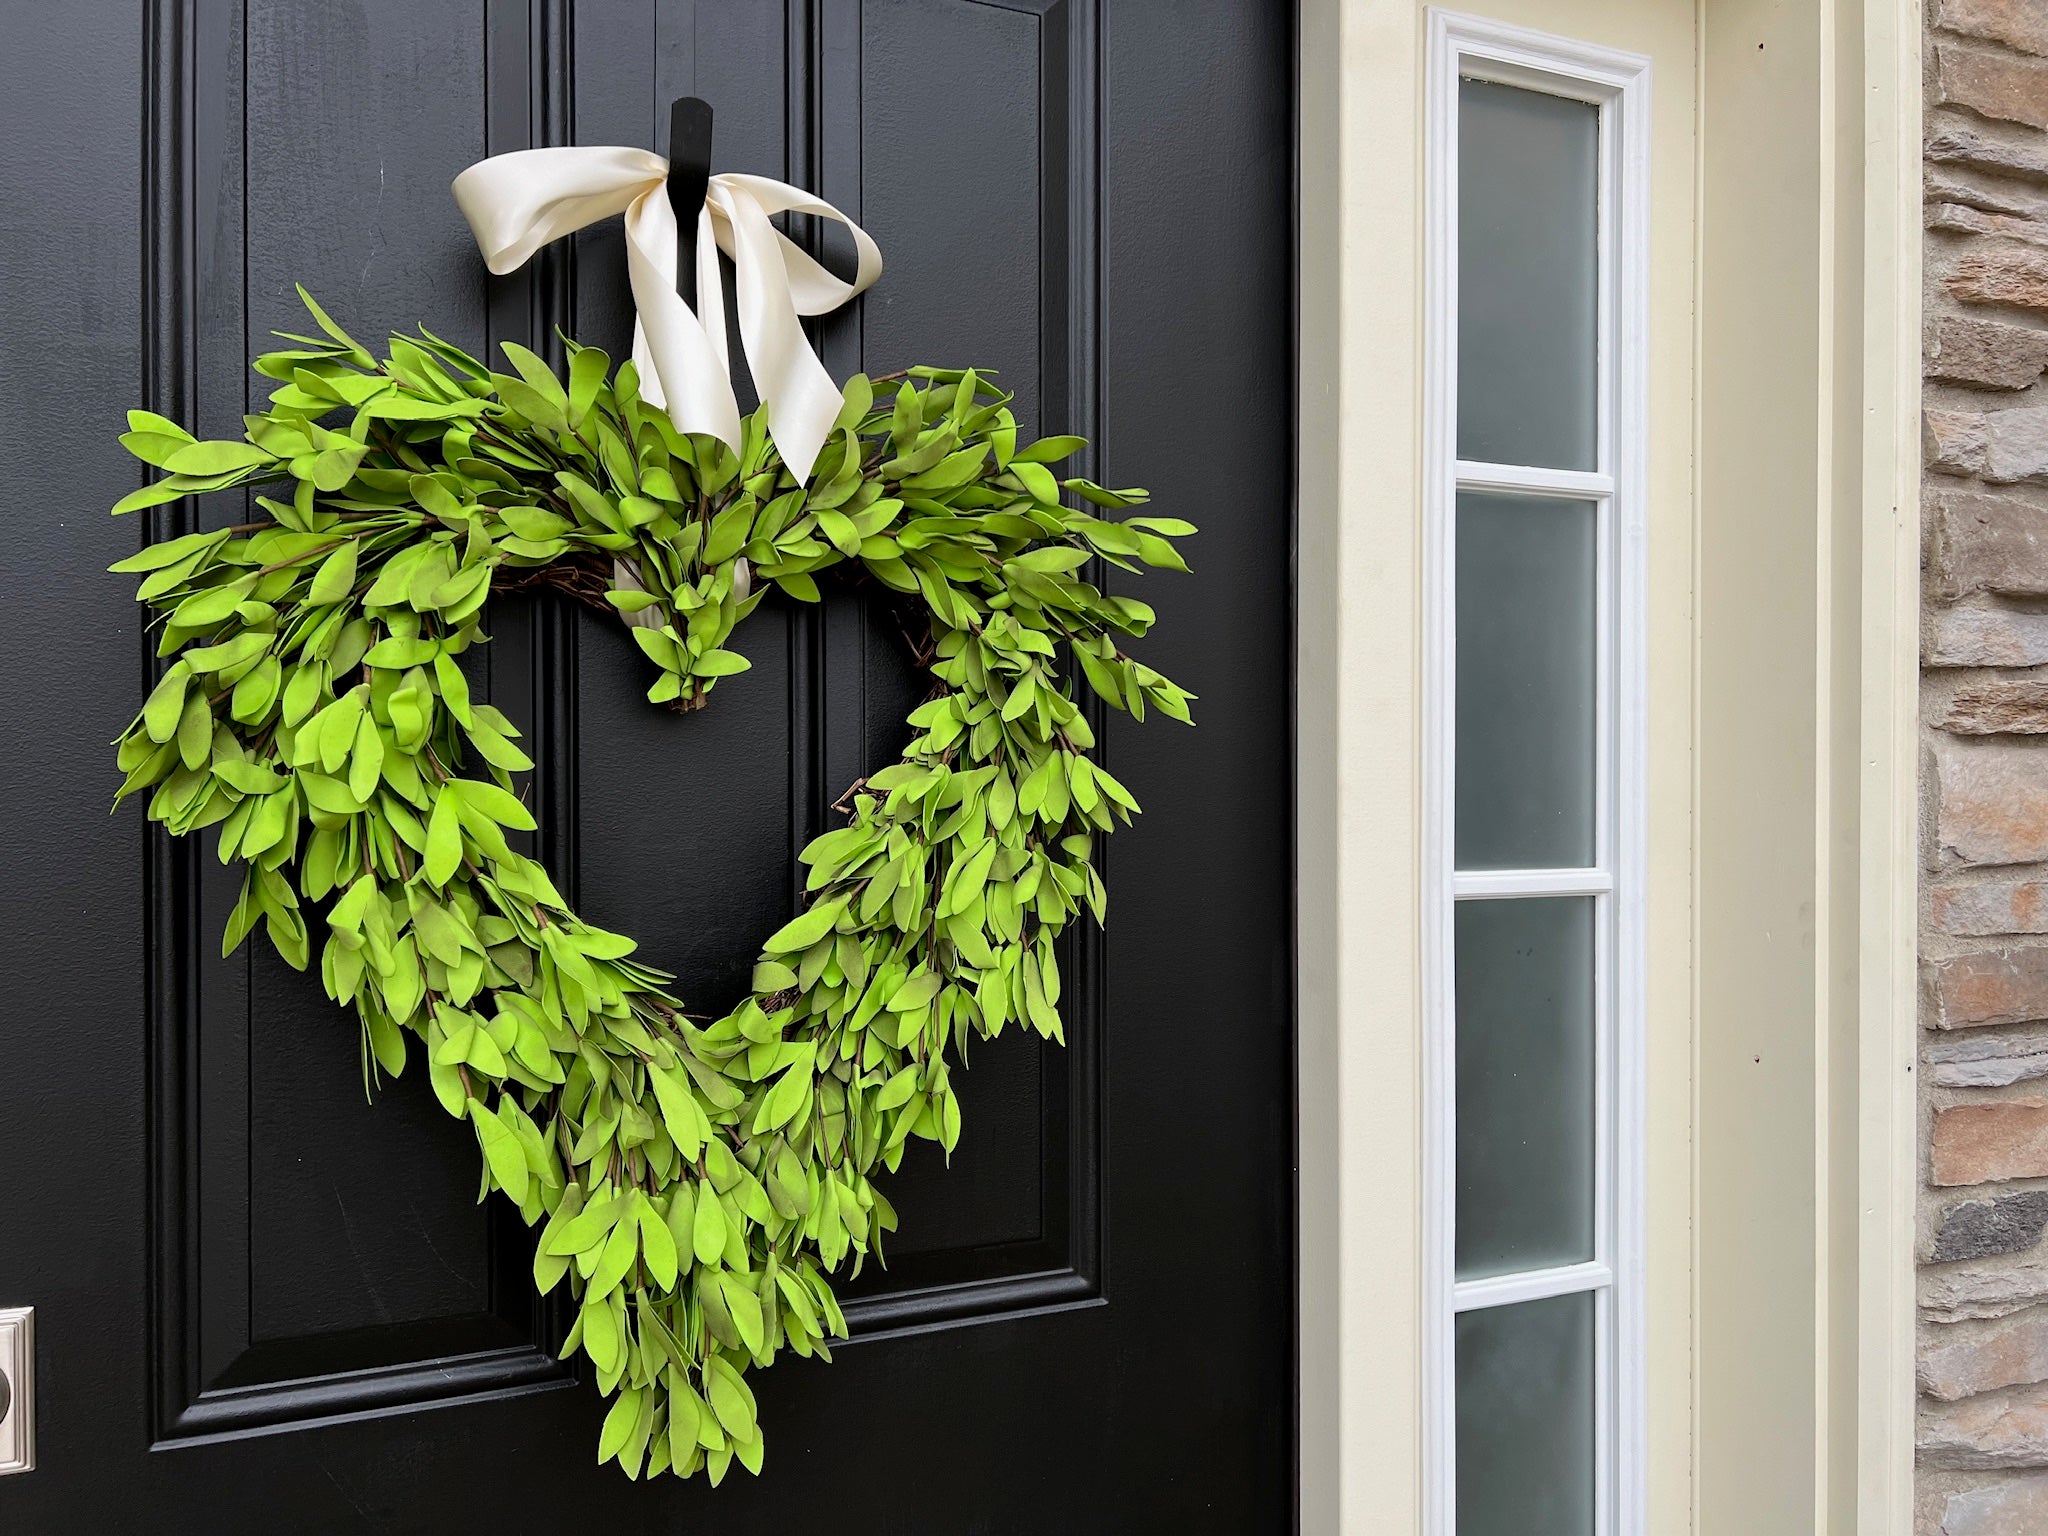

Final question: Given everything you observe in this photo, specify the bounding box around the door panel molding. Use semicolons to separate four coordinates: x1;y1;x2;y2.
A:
818;0;1107;1336
143;0;574;1447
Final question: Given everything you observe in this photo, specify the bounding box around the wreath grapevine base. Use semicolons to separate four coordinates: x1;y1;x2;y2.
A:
111;291;1193;1483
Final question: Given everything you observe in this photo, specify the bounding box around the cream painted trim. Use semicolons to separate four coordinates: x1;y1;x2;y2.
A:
1297;0;1424;1530
1298;0;1921;1531
1692;0;1923;1529
1852;0;1922;1526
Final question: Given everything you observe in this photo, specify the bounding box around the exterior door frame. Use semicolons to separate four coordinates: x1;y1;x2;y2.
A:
1293;0;1923;1530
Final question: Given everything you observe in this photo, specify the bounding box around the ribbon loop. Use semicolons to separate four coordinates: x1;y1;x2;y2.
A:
451;147;881;483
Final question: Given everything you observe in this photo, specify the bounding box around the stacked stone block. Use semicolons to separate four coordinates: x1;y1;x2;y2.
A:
1921;4;2048;1530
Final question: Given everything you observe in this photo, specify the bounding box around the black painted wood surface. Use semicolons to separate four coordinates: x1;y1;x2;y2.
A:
0;2;1294;1530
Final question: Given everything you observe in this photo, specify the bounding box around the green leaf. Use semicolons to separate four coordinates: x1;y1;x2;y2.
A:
172;574;256;628
720;1275;765;1355
1074;644;1124;708
212;759;287;795
649;1066;705;1160
581;1292;623;1375
113;468;250;515
533;1185;586;1292
691;1186;726;1266
544;1194;622;1256
365;1007;406;1077
287;762;356;814
175;691;212;770
834;373;873;431
607;588;662;616
311;444;367;492
1008;461;1061;504
314;693;363;773
499;343;568;410
126;409;196;444
358;392;479;422
306;541;359;605
433;653;474;727
184;632;270;674
775;571;820;602
814;507;860;556
110;529;222;573
939;1087;962;1152
363;636;440;669
293;285;373;364
751;1069;805;1136
690;649;751;679
1000;672;1038;722
872;1064;918;1113
751;960;797;993
903;445;988;491
142;664;190;743
425;786;464;885
703;501;755;566
630;625;682;672
587;1218;639;1302
567;345;610;427
281;662;324;727
499;504;572;541
666;1385;703;1467
469;1098;529;1203
773;1266;821;1338
1063;478;1144;509
163;440;272;476
496;375;566;432
599;1387;644;1464
887;969;944;1013
704;1355;757;1440
665;1185;697;1259
348;714;384;803
1013;434;1085;464
427;1049;465;1117
761;896;845;955
454;778;535;831
637;1196;680;1291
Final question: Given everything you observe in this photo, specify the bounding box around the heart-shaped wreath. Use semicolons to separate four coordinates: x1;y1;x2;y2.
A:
110;290;1193;1482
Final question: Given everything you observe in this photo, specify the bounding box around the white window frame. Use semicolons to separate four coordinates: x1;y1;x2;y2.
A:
1421;12;1651;1536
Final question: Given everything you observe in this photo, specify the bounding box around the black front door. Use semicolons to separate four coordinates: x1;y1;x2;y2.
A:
0;3;1294;1531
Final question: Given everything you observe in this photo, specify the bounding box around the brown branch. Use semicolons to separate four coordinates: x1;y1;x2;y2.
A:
491;554;617;617
829;777;871;818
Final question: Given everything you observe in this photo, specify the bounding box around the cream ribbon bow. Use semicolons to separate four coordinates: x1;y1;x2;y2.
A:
452;146;882;484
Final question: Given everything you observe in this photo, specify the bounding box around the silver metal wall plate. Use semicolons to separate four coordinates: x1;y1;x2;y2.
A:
0;1306;33;1475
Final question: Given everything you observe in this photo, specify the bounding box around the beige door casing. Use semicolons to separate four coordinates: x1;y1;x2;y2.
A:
1295;0;1922;1531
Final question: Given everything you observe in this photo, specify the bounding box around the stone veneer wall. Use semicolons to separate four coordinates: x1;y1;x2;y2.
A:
1919;4;2048;1531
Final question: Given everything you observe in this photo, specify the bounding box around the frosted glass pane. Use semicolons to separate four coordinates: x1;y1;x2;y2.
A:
1455;492;1596;871
1455;897;1595;1279
1456;1293;1596;1536
1457;78;1598;471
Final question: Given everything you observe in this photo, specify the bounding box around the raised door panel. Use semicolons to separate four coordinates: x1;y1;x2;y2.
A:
150;0;564;1442
150;0;1101;1446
